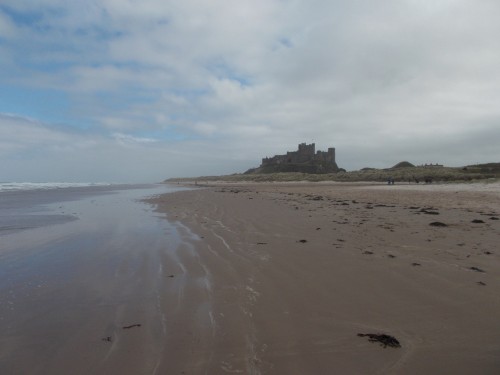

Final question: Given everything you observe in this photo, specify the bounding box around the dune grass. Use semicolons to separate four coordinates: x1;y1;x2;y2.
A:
166;164;500;184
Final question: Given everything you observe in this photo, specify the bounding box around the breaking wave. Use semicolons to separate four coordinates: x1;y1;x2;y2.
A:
0;182;111;192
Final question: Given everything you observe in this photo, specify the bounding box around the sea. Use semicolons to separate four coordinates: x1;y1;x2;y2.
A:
0;182;186;235
0;181;111;192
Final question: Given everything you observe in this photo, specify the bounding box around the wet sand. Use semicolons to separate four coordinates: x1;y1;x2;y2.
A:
149;181;500;374
0;185;195;375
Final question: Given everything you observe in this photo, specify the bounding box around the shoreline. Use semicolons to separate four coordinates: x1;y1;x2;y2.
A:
149;181;500;374
0;184;193;375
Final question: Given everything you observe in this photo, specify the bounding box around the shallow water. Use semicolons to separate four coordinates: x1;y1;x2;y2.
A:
0;184;196;374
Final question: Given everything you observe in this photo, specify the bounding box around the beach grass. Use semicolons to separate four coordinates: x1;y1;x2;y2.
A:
166;164;500;184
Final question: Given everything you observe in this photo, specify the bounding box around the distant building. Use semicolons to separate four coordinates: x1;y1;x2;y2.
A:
420;163;444;168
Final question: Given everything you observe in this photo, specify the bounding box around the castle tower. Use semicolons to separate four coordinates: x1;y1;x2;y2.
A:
327;147;336;163
297;143;315;163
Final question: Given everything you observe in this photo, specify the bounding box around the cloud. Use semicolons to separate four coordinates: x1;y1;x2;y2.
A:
1;0;500;181
112;132;157;144
0;113;257;182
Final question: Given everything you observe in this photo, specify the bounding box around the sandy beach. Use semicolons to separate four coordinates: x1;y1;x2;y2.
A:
149;181;500;374
1;182;499;374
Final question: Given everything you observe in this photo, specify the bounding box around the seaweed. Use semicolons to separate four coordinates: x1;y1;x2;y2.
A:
357;333;401;348
429;222;447;227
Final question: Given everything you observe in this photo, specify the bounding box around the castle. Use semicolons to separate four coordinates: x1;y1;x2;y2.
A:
246;143;340;174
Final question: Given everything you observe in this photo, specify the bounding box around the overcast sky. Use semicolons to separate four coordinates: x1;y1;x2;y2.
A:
1;0;499;182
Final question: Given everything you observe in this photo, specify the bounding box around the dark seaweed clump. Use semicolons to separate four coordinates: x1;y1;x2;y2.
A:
357;333;401;348
429;222;447;227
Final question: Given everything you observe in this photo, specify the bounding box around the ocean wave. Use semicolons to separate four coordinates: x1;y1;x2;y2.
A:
0;182;111;192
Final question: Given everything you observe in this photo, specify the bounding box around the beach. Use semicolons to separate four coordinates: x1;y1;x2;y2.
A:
150;181;500;374
1;181;499;374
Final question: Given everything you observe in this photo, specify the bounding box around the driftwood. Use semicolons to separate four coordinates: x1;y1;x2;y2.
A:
122;324;142;329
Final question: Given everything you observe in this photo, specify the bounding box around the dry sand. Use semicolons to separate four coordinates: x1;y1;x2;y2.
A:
149;181;500;374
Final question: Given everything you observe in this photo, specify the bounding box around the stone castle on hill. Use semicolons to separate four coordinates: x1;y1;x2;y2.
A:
246;143;340;174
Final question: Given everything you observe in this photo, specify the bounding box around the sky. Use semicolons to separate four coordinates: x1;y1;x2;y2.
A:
1;0;500;183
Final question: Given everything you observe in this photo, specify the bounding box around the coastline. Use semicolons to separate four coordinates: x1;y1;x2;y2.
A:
149;181;500;374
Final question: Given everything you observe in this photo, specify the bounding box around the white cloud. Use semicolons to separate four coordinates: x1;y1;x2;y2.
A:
0;113;258;182
1;0;500;181
112;132;157;144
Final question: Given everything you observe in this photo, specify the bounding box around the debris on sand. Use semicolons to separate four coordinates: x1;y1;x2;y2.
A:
412;262;421;266
420;208;440;215
429;222;447;227
309;195;323;201
477;281;486;286
469;266;485;273
298;239;308;243
122;324;142;329
357;333;401;348
102;336;112;342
